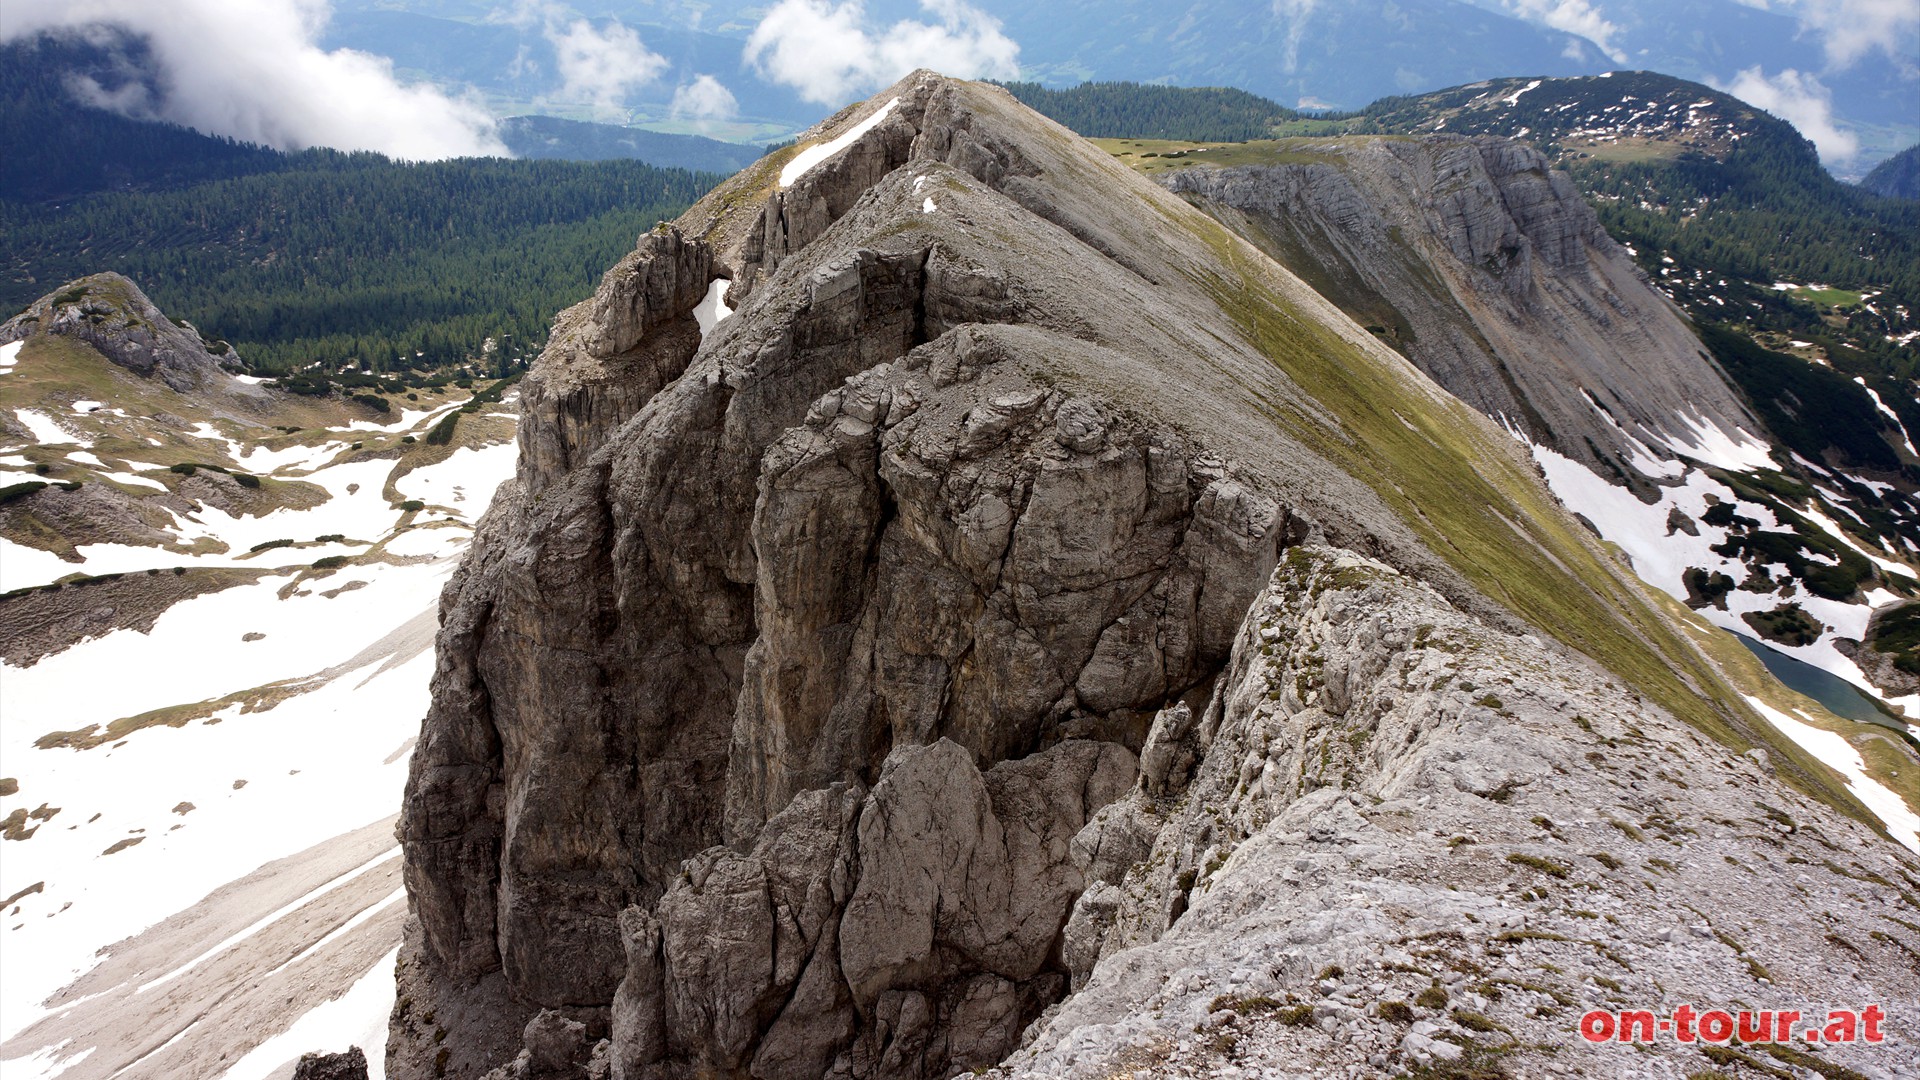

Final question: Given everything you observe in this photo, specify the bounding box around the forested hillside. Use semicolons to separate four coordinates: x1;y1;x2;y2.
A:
3;156;714;375
996;82;1298;142
498;115;764;173
0;37;286;202
2;35;716;377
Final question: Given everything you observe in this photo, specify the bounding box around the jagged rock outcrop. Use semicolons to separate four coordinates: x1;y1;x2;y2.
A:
1836;600;1920;697
1163;137;1759;483
291;1047;370;1080
515;226;715;494
605;737;1132;1078
0;272;245;392
395;78;1442;1077
392;72;1916;1078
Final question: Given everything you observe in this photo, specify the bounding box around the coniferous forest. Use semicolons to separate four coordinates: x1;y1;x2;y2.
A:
996;81;1299;143
3;157;716;374
1;37;715;376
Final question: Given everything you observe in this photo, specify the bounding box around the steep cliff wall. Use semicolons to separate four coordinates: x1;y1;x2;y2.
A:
390;74;1910;1079
1163;137;1759;484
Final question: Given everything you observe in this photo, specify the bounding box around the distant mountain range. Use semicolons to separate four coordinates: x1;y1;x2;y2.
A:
0;38;719;376
316;0;1916;171
1865;146;1920;201
1011;73;1920;484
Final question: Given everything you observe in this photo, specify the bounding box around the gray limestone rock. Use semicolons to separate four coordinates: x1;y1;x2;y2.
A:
603;738;1134;1078
999;548;1920;1078
391;71;1918;1080
0;272;247;392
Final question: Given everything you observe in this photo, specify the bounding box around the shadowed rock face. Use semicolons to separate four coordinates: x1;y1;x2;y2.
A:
1164;136;1760;483
389;72;1920;1079
0;272;245;392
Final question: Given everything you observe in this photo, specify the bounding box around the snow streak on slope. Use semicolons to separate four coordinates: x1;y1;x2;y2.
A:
1745;696;1920;855
780;98;901;187
0;381;517;1079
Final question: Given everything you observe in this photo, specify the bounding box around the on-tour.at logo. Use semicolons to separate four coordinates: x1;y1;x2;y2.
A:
1579;1005;1887;1045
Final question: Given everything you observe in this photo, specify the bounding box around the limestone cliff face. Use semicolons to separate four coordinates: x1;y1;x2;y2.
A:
391;74;1917;1079
0;272;245;393
1163;137;1758;482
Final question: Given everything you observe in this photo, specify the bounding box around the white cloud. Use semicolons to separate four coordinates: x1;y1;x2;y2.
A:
1786;0;1920;71
1499;0;1627;63
546;17;668;113
671;75;739;124
1718;66;1859;164
1271;0;1318;75
0;0;506;160
744;0;1020;107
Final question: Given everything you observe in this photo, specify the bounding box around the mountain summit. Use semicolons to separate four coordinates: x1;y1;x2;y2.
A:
388;73;1918;1079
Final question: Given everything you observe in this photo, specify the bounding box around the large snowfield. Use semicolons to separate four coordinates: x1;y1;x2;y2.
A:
0;383;517;1079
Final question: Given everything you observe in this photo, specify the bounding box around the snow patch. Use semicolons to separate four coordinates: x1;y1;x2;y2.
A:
779;97;901;188
0;642;438;1043
1525;441;1882;697
234;438;352;476
1744;697;1920;855
1661;412;1776;472
15;409;80;446
693;278;733;338
1853;378;1916;455
392;441;516;511
342;401;463;435
0;340;22;373
101;471;169;492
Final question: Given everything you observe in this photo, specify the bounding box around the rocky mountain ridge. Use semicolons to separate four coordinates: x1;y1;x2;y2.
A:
388;72;1919;1078
1124;128;1920;738
1359;73;1773;162
1160;133;1754;482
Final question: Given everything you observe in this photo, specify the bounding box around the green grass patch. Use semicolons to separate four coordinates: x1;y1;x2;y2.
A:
1507;853;1573;878
1791;286;1864;308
